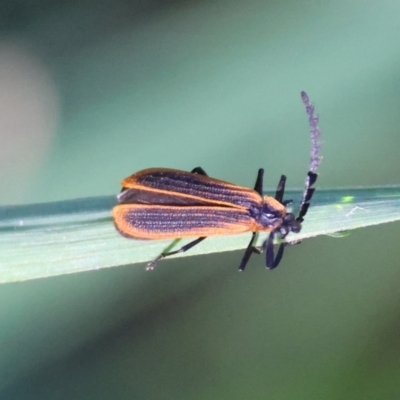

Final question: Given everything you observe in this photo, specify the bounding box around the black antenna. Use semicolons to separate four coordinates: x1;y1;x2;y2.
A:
241;92;322;271
296;91;322;223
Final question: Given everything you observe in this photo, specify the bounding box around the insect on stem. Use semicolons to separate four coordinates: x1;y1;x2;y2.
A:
113;92;323;271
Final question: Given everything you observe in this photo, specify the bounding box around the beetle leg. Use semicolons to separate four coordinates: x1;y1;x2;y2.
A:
191;167;208;176
147;237;207;270
275;175;287;203
238;232;259;272
264;232;286;270
253;168;264;195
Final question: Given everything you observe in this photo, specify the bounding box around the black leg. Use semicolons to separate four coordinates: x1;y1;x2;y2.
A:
191;167;208;176
253;168;264;195
147;237;207;270
238;232;260;272
264;232;286;270
275;175;287;203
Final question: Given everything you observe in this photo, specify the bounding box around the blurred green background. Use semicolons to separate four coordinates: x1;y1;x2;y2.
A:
1;0;400;398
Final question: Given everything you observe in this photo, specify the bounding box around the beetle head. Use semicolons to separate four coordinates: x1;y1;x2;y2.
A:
279;212;301;237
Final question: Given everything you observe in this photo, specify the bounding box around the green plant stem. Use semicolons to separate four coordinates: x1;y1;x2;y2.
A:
0;186;400;283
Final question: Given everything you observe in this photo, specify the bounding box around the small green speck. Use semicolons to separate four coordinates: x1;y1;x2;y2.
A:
341;196;354;203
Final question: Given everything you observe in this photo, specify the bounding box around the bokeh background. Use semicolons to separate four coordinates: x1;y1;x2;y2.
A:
1;1;400;399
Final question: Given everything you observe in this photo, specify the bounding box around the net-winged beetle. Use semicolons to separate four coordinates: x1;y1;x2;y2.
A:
113;92;321;271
